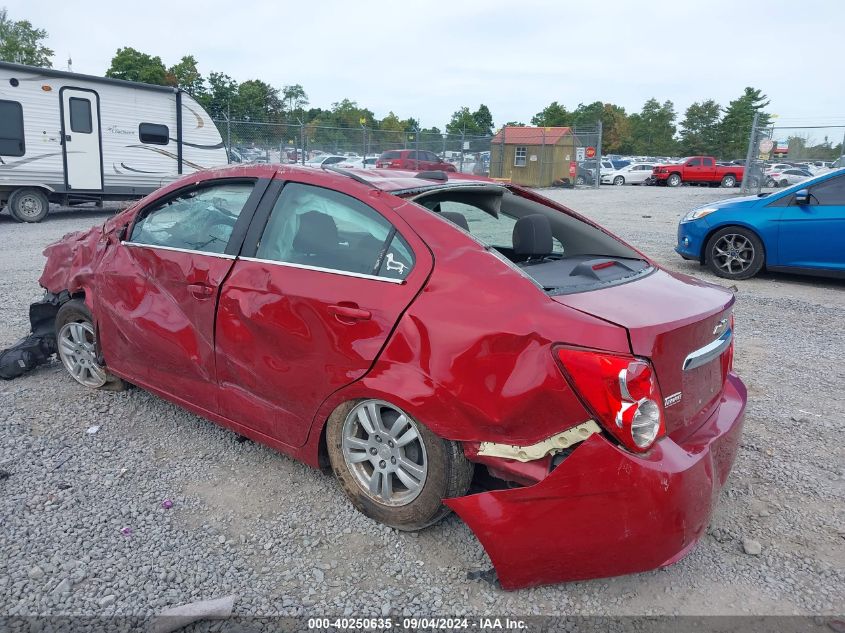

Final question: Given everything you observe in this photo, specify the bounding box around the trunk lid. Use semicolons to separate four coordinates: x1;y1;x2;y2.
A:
554;269;734;441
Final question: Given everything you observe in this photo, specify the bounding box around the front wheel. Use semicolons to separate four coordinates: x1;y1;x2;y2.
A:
575;175;586;185
326;399;474;530
667;173;682;187
720;175;737;188
613;176;625;186
55;299;126;390
779;179;788;187
705;227;765;280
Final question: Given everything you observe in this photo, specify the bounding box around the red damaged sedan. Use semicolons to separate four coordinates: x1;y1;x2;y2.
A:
36;164;745;589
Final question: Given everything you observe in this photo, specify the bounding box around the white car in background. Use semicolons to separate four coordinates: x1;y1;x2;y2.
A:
337;156;379;169
601;162;655;185
764;168;811;188
304;155;348;168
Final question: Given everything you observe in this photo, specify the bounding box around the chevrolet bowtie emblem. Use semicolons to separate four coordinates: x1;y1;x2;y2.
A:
713;318;728;336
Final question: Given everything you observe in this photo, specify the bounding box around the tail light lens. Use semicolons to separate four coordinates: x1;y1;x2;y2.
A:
555;347;666;453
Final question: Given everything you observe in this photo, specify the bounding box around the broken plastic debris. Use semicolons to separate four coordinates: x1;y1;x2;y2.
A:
120;526;133;537
466;568;498;586
161;499;173;509
152;594;238;633
85;425;100;435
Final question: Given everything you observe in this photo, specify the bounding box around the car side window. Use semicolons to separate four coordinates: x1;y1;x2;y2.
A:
255;182;414;280
688;158;702;167
703;158;714;167
808;175;845;206
129;181;255;254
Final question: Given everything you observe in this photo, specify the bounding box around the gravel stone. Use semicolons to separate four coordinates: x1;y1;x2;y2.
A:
743;538;763;556
1;193;843;618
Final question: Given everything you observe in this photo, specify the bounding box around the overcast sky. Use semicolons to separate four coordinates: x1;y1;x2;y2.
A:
11;0;845;130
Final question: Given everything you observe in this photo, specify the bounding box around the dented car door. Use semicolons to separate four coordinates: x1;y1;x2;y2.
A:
93;179;267;410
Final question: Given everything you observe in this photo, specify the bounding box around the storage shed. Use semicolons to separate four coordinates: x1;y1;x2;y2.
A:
489;126;577;187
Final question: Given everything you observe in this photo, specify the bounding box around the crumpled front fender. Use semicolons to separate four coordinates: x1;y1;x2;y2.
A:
446;373;745;590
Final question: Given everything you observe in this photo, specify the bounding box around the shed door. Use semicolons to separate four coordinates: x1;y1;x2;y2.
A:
60;88;103;191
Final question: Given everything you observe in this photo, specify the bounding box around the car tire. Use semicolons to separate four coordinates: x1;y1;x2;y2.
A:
766;178;776;187
667;173;682;187
8;188;50;223
575;175;586;185
705;227;765;280
780;179;788;187
55;299;126;391
326;399;474;531
720;175;737;188
613;176;625;186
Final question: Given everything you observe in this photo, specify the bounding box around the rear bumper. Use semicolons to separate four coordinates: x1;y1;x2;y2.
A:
445;372;746;590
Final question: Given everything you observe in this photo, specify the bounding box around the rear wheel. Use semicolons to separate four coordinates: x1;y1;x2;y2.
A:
705;227;765;280
613;176;625;186
55;299;125;390
8;188;50;223
766;178;776;187
720;175;737;188
575;175;586;185
327;399;473;530
667;173;682;187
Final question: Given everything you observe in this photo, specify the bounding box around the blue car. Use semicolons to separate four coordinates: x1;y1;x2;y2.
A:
676;168;845;280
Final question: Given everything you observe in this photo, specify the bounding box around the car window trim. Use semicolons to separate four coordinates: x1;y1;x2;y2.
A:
126;177;271;258
238;256;405;284
120;241;237;259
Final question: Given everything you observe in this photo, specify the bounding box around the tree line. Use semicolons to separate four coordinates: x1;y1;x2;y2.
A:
2;7;840;160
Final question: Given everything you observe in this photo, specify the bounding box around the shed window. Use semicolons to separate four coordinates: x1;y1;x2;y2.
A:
139;123;170;145
514;146;527;167
0;100;25;156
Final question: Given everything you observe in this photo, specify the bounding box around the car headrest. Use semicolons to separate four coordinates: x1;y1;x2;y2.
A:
440;211;469;231
293;211;337;254
513;214;553;256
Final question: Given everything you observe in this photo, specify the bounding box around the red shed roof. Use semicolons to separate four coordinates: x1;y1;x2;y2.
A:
491;126;573;145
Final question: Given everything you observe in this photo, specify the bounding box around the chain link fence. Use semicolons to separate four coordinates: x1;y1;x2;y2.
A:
213;118;607;189
214;118;494;173
740;116;845;194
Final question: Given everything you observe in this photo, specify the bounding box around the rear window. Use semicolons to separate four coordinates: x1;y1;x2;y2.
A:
380;151;401;160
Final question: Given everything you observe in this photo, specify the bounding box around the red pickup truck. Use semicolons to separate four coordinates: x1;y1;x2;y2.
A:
652;156;744;187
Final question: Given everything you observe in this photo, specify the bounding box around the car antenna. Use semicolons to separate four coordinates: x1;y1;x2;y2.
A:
321;164;376;188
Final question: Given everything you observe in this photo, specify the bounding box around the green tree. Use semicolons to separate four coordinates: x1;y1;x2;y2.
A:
446;105;493;136
105;47;167;85
472;104;494;136
504;121;526;127
166;55;204;96
531;101;569;127
0;8;52;66
678;99;722;156
235;79;283;122
599;103;631;154
629;98;677;155
282;84;308;118
196;71;238;120
718;87;771;159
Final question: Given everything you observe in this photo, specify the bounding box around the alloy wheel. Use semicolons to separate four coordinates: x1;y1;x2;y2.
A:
712;234;755;276
58;321;108;388
341;400;428;507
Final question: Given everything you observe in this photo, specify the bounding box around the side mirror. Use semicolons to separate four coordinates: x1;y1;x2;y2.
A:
794;189;811;206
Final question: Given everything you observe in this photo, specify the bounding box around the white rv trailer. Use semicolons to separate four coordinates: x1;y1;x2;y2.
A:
0;61;228;222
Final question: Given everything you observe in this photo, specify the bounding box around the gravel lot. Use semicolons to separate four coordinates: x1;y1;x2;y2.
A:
1;187;843;621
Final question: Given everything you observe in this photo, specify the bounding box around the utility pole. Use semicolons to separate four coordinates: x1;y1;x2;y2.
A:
740;112;760;193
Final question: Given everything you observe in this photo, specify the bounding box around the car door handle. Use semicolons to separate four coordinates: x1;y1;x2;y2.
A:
328;304;371;322
187;283;214;300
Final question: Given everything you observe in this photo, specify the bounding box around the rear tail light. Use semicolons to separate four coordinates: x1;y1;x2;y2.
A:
555;347;666;453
